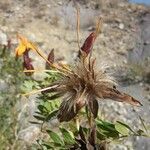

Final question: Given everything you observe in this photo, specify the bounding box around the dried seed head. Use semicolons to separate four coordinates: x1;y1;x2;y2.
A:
45;54;141;122
39;17;141;122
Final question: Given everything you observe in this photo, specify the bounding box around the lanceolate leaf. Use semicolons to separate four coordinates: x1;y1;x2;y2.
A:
96;119;119;138
60;127;75;145
115;121;130;136
47;130;64;146
88;125;96;146
116;121;136;134
46;109;58;121
33;115;45;121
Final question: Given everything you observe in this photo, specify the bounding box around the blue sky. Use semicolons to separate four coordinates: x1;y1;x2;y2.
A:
130;0;150;5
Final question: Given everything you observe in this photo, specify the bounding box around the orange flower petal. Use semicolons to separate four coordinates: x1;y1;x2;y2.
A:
15;43;26;57
15;34;37;57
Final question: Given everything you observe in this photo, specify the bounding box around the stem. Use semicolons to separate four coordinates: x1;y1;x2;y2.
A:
95;17;103;37
23;69;59;73
22;85;58;96
76;6;81;51
34;47;73;76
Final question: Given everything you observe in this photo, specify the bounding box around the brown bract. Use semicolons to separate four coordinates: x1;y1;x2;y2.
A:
45;49;54;69
23;51;34;76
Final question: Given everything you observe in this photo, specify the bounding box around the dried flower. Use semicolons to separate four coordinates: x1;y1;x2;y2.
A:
46;55;142;122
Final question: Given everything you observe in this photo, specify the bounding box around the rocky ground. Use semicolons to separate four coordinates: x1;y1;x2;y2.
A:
0;0;150;149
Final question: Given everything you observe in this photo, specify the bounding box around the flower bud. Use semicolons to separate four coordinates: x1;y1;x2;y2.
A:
46;49;54;69
23;51;34;76
81;32;96;55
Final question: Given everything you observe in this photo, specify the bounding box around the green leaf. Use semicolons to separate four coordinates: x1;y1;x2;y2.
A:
47;130;64;146
97;130;106;140
115;121;129;136
116;121;135;133
60;127;75;145
21;80;39;93
33;115;45;121
29;121;41;125
96;119;119;138
96;119;116;131
46;110;58;121
38;105;47;113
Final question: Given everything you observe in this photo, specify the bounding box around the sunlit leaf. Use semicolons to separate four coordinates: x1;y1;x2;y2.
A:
96;119;119;138
116;121;135;133
47;130;64;146
60;127;75;145
115;122;129;136
33;115;45;121
46;110;58;121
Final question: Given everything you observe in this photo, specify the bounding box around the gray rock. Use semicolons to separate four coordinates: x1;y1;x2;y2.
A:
18;126;40;143
0;31;7;45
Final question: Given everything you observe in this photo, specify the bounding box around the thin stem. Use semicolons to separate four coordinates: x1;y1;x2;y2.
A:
76;6;81;51
34;47;73;76
95;17;103;37
23;69;59;73
36;48;69;74
22;85;58;96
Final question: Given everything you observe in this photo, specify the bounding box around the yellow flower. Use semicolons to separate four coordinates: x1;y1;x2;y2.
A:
15;34;37;57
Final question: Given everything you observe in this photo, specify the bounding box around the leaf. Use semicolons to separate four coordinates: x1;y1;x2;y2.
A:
47;130;64;146
96;119;116;132
116;121;135;133
79;126;86;142
47;93;61;101
97;130;106;140
37;105;47;113
21;80;39;93
43;101;59;112
60;127;75;145
46;110;58;121
88;125;96;146
96;119;119;138
33;115;45;121
29;121;41;125
115;121;130;136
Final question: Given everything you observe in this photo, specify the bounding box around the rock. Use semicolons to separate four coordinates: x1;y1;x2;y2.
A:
0;79;8;91
119;23;125;29
18;126;40;144
0;31;7;45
